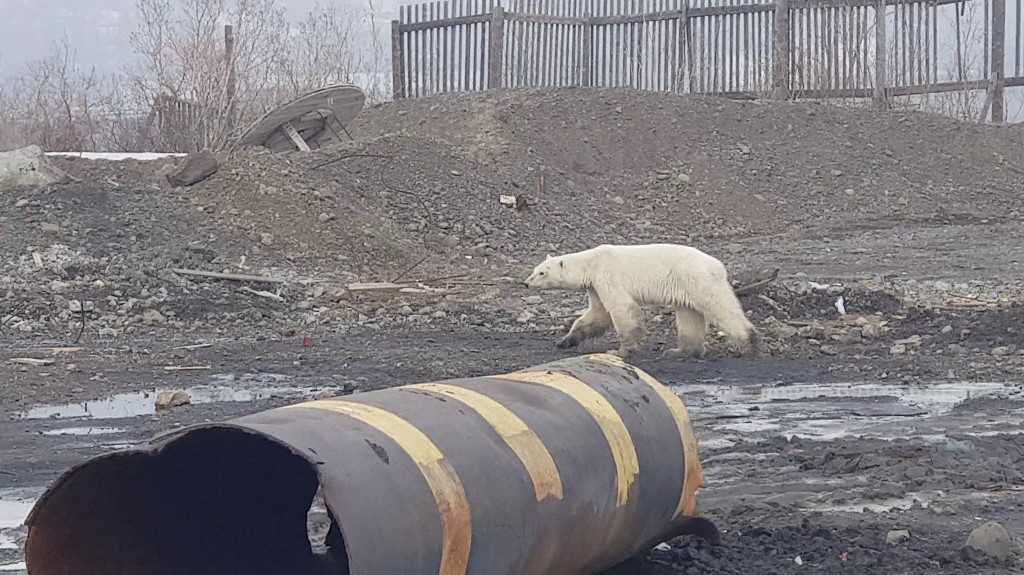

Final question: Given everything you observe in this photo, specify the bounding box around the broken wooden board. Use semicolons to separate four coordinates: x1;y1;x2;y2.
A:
9;358;56;367
346;282;448;296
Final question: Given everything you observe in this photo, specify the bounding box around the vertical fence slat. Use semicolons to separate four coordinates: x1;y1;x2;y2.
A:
992;0;1006;121
1011;0;1019;76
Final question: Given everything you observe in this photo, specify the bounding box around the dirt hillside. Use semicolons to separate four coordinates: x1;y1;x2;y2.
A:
3;87;1024;341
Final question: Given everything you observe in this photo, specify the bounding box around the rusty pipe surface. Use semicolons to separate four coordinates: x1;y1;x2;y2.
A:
24;353;715;575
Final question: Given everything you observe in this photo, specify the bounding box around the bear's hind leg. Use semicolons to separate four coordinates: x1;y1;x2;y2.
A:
557;289;612;349
595;286;645;360
661;306;707;360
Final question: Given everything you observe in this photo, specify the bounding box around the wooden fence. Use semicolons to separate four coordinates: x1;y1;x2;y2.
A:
391;0;1024;121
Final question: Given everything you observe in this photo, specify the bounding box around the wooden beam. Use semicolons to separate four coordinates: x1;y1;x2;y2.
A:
991;0;1006;122
873;0;887;107
391;20;406;99
280;121;311;152
772;0;790;99
488;6;506;89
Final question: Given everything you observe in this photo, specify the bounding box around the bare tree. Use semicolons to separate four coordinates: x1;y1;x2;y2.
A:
128;0;288;152
1;0;389;153
0;36;113;151
361;0;392;104
272;3;362;102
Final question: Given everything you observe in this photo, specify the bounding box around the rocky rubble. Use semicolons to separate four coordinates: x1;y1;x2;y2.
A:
2;88;1024;355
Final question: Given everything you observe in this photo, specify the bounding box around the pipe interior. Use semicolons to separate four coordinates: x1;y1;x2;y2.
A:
25;427;349;575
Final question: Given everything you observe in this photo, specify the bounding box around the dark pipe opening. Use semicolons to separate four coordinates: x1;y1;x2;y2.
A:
26;427;350;575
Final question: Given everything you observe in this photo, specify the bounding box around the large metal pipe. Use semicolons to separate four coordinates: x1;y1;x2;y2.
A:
23;353;717;575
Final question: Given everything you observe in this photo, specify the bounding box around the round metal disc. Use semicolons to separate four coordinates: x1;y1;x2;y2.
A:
234;84;366;152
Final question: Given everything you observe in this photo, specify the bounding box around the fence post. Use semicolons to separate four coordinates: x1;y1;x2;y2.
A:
772;0;790;99
391;20;406;99
676;7;688;92
582;13;593;87
488;6;506;89
990;0;1005;122
873;0;887;107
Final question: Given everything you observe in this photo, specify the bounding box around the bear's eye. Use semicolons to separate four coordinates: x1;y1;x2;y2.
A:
539;271;546;276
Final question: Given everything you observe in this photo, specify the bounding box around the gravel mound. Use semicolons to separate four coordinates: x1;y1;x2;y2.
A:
3;87;1024;340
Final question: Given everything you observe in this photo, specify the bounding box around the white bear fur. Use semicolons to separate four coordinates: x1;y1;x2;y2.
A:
524;243;757;359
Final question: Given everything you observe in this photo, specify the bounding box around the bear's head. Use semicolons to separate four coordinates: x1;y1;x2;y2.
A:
524;254;573;290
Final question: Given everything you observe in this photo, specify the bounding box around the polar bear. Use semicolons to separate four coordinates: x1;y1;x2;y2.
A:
524;243;757;360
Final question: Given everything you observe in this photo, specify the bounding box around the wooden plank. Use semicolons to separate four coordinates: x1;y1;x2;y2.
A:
430;1;438;94
541;0;552;86
991;0;1006;122
461;0;470;90
413;4;421;97
1004;75;1024;87
872;0;885;106
280;121;311;151
489;5;506;87
613;0;622;86
400;11;491;32
170;268;286;283
582;7;593;85
779;78;994;99
442;0;450;92
977;76;997;122
1017;0;1023;77
470;0;478;90
773;0;790;97
536;0;544;84
391;20;406;99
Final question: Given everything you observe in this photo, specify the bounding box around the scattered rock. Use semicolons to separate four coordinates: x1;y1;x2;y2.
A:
155;391;191;411
965;522;1012;562
886;529;911;545
166;150;219;187
0;145;68;191
142;309;166;325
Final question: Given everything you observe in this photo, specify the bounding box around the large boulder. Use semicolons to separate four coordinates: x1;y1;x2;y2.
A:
0;145;68;191
166;150;219;187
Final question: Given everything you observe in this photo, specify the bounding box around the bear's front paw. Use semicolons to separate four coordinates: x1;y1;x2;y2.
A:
659;347;686;360
607;348;633;360
660;347;706;360
556;335;578;349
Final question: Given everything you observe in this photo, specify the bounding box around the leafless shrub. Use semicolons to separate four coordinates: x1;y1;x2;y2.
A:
0;37;116;151
127;0;289;152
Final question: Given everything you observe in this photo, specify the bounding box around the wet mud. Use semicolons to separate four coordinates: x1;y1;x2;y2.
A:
2;329;1023;574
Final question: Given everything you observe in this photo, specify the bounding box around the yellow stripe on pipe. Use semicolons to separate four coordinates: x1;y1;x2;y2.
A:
585;353;704;519
406;383;564;502
281;399;472;575
493;370;639;507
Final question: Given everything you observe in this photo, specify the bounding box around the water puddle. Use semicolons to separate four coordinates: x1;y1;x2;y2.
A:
680;380;1024;445
20;374;342;421
0;497;35;531
679;380;1014;410
40;426;125;436
0;533;18;550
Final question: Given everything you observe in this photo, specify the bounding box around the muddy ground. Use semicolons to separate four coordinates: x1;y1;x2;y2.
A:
3;305;1024;574
3;88;1024;573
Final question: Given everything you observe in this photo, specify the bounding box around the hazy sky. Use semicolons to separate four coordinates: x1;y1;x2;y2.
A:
0;0;399;75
